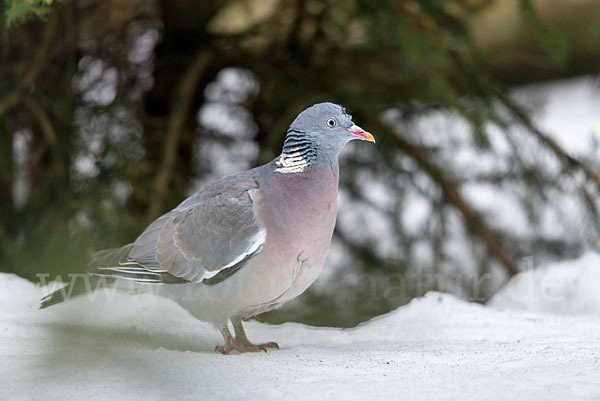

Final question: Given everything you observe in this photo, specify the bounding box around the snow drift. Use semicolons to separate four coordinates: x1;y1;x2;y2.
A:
490;252;600;314
1;273;599;401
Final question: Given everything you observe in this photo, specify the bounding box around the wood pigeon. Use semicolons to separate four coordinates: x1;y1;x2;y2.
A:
40;102;375;354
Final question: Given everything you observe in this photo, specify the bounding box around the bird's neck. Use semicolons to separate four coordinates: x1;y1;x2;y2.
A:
276;130;338;174
276;130;317;173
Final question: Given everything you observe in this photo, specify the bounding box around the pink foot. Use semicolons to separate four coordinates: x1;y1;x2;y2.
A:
232;318;279;352
217;327;267;354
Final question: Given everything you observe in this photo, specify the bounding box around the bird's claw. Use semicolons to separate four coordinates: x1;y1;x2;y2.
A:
218;325;279;354
216;341;267;354
216;341;279;354
257;342;279;351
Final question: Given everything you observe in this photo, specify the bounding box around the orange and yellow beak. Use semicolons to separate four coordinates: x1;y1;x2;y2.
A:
347;124;375;143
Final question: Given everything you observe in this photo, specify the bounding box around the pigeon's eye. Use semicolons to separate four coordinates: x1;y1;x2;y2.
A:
326;118;337;128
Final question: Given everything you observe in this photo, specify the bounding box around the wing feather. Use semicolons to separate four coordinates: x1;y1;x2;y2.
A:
88;173;266;284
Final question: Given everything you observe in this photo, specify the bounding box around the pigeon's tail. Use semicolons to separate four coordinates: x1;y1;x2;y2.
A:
39;288;65;309
88;244;187;284
40;243;189;309
39;275;112;309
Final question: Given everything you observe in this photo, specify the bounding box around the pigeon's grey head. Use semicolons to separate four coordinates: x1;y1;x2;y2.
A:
280;102;375;170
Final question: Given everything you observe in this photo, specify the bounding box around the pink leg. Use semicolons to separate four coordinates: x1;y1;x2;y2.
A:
232;318;279;351
216;326;263;354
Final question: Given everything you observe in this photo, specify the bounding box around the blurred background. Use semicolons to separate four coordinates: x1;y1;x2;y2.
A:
1;0;600;326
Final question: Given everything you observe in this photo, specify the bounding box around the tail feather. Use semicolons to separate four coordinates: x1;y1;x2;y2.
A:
87;244;185;284
39;276;113;309
87;244;163;283
89;244;135;269
39;243;188;309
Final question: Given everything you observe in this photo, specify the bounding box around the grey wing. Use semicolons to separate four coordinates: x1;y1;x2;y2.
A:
89;176;266;284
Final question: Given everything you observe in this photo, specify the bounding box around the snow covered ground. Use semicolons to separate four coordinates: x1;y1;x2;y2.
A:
491;252;600;315
2;272;599;401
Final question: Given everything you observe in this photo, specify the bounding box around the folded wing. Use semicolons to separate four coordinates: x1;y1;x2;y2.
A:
88;175;265;284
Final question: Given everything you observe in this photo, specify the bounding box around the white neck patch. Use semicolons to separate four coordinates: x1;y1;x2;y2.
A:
274;152;308;173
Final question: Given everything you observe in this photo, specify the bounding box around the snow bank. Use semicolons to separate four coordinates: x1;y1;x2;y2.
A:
490;252;600;315
1;273;599;401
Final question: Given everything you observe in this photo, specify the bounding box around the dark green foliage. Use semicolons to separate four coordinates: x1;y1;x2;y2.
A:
520;0;568;68
4;0;56;26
